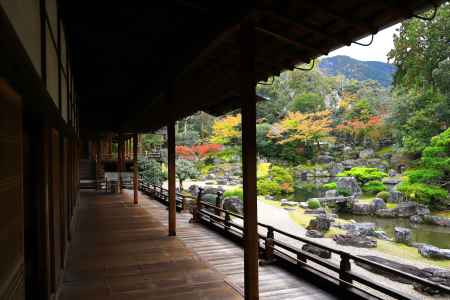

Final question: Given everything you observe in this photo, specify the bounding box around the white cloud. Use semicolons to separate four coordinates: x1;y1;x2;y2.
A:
328;24;401;62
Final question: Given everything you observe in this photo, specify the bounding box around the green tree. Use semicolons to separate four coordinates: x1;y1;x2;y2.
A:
139;159;166;185
175;159;199;191
398;128;450;208
387;4;450;154
289;92;325;113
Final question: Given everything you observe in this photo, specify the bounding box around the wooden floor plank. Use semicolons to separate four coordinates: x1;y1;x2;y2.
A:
138;191;339;300
59;191;242;300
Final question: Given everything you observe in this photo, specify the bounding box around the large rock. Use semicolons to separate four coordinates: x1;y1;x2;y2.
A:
328;163;344;177
372;198;386;210
339;222;375;235
410;215;424;224
316;154;334;164
188;184;200;196
396;201;418;217
222;197;243;215
202;187;224;195
304;208;326;215
382;177;401;191
423;215;450;227
351;203;375;215
205;174;216;180
280;199;298;207
325;189;337;197
388;190;405;203
336;176;362;196
418;244;450;260
371;230;391;240
305;230;324;238
388;169;397;177
306;215;331;232
342;159;360;169
394;227;412;245
333;233;377;248
302;244;331;259
359;148;375;159
416;205;431;216
375;208;397;217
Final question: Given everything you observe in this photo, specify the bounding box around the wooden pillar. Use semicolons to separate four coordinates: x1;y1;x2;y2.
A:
168;121;176;236
133;133;138;204
118;134;123;193
240;19;259;299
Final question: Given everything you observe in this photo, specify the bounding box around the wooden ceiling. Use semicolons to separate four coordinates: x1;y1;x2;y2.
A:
60;0;443;133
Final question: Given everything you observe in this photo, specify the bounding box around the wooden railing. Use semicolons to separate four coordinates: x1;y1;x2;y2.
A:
101;152;162;161
139;180;196;211
139;183;450;299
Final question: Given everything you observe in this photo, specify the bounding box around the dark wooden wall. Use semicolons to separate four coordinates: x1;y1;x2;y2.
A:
0;1;81;297
0;80;25;300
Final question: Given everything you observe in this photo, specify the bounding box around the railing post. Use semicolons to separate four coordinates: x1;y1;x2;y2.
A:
260;226;276;264
224;211;231;231
297;250;308;264
191;187;203;223
339;253;352;285
215;191;223;216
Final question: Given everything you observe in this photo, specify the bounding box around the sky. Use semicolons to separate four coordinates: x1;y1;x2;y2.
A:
328;24;401;63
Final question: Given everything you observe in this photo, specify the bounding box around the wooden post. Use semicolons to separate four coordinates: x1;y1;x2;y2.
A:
133;133;138;204
168;121;176;236
240;19;259;299
118;134;123;193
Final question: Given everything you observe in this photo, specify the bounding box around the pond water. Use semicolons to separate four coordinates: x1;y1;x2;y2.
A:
339;213;450;249
274;178;450;249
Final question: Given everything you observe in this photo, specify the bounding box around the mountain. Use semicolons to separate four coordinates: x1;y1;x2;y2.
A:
319;55;397;87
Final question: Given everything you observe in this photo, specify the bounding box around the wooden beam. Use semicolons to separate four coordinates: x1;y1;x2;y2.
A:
133;133;138;204
240;19;259;300
167;120;176;236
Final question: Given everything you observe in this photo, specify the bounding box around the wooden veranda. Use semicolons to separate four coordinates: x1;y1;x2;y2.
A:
0;1;445;299
60;190;338;300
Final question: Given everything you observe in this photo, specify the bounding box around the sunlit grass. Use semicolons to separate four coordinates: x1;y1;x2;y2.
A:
377;240;450;269
433;210;450;218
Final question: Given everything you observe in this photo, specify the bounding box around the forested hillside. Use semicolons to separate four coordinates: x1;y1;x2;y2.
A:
319;55;396;87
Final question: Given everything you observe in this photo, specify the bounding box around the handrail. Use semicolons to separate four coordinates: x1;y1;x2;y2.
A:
140;182;450;297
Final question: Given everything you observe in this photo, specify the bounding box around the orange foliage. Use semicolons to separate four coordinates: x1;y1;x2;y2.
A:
192;144;223;157
176;144;223;160
268;110;333;145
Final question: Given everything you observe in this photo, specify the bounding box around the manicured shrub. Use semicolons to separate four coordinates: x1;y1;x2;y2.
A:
406;169;443;184
270;166;294;193
399;128;450;208
257;179;281;195
322;182;337;190
337;187;352;197
362;180;386;194
337;167;387;184
376;191;390;201
201;193;218;205
257;165;294;195
224;188;243;200
307;199;321;209
397;181;448;208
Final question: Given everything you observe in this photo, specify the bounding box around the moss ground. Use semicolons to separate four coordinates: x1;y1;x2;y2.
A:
377;240;450;269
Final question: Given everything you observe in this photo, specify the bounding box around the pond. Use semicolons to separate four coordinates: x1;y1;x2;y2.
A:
273;178;331;202
275;178;450;249
339;213;450;249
